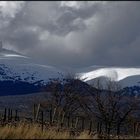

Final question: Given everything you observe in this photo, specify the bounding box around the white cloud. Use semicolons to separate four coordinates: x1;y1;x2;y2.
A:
39;30;50;41
0;1;25;28
0;1;24;18
60;1;80;9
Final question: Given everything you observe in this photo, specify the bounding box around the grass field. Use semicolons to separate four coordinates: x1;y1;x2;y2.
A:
0;123;97;139
0;122;139;139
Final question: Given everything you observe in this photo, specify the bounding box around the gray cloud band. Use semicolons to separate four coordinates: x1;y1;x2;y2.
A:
0;1;140;68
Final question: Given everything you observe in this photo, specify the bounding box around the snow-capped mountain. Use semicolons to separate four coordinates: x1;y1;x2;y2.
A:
1;48;140;96
0;48;64;83
0;48;65;95
78;66;140;94
78;66;140;96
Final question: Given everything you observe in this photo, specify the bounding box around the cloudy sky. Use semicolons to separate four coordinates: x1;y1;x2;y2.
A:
0;1;140;68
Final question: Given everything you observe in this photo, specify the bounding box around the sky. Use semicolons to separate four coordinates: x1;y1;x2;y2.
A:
0;1;140;68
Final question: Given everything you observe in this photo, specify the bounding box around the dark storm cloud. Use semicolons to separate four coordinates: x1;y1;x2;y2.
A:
0;1;140;68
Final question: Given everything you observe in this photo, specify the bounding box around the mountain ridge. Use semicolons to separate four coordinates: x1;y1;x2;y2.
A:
0;48;140;95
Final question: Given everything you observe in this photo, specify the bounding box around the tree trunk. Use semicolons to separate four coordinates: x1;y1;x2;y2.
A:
117;123;121;138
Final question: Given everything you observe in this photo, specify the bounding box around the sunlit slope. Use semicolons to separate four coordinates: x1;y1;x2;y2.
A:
79;67;140;87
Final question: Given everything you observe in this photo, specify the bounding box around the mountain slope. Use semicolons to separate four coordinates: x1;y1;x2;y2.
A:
0;48;64;83
0;48;64;95
1;48;140;96
79;67;140;88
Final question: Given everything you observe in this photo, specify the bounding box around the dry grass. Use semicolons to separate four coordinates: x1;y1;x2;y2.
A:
0;123;138;139
0;123;98;139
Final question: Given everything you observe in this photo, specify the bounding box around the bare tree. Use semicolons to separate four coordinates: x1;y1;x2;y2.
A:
83;79;140;138
42;72;85;126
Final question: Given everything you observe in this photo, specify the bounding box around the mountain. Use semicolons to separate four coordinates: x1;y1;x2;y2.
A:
78;66;140;95
0;48;64;95
79;66;140;86
1;48;140;96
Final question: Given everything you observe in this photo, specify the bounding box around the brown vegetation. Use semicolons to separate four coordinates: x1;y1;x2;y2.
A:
0;77;140;139
0;122;97;139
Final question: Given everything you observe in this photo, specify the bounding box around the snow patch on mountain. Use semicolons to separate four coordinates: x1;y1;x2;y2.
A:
0;48;64;85
1;48;140;90
79;67;140;87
